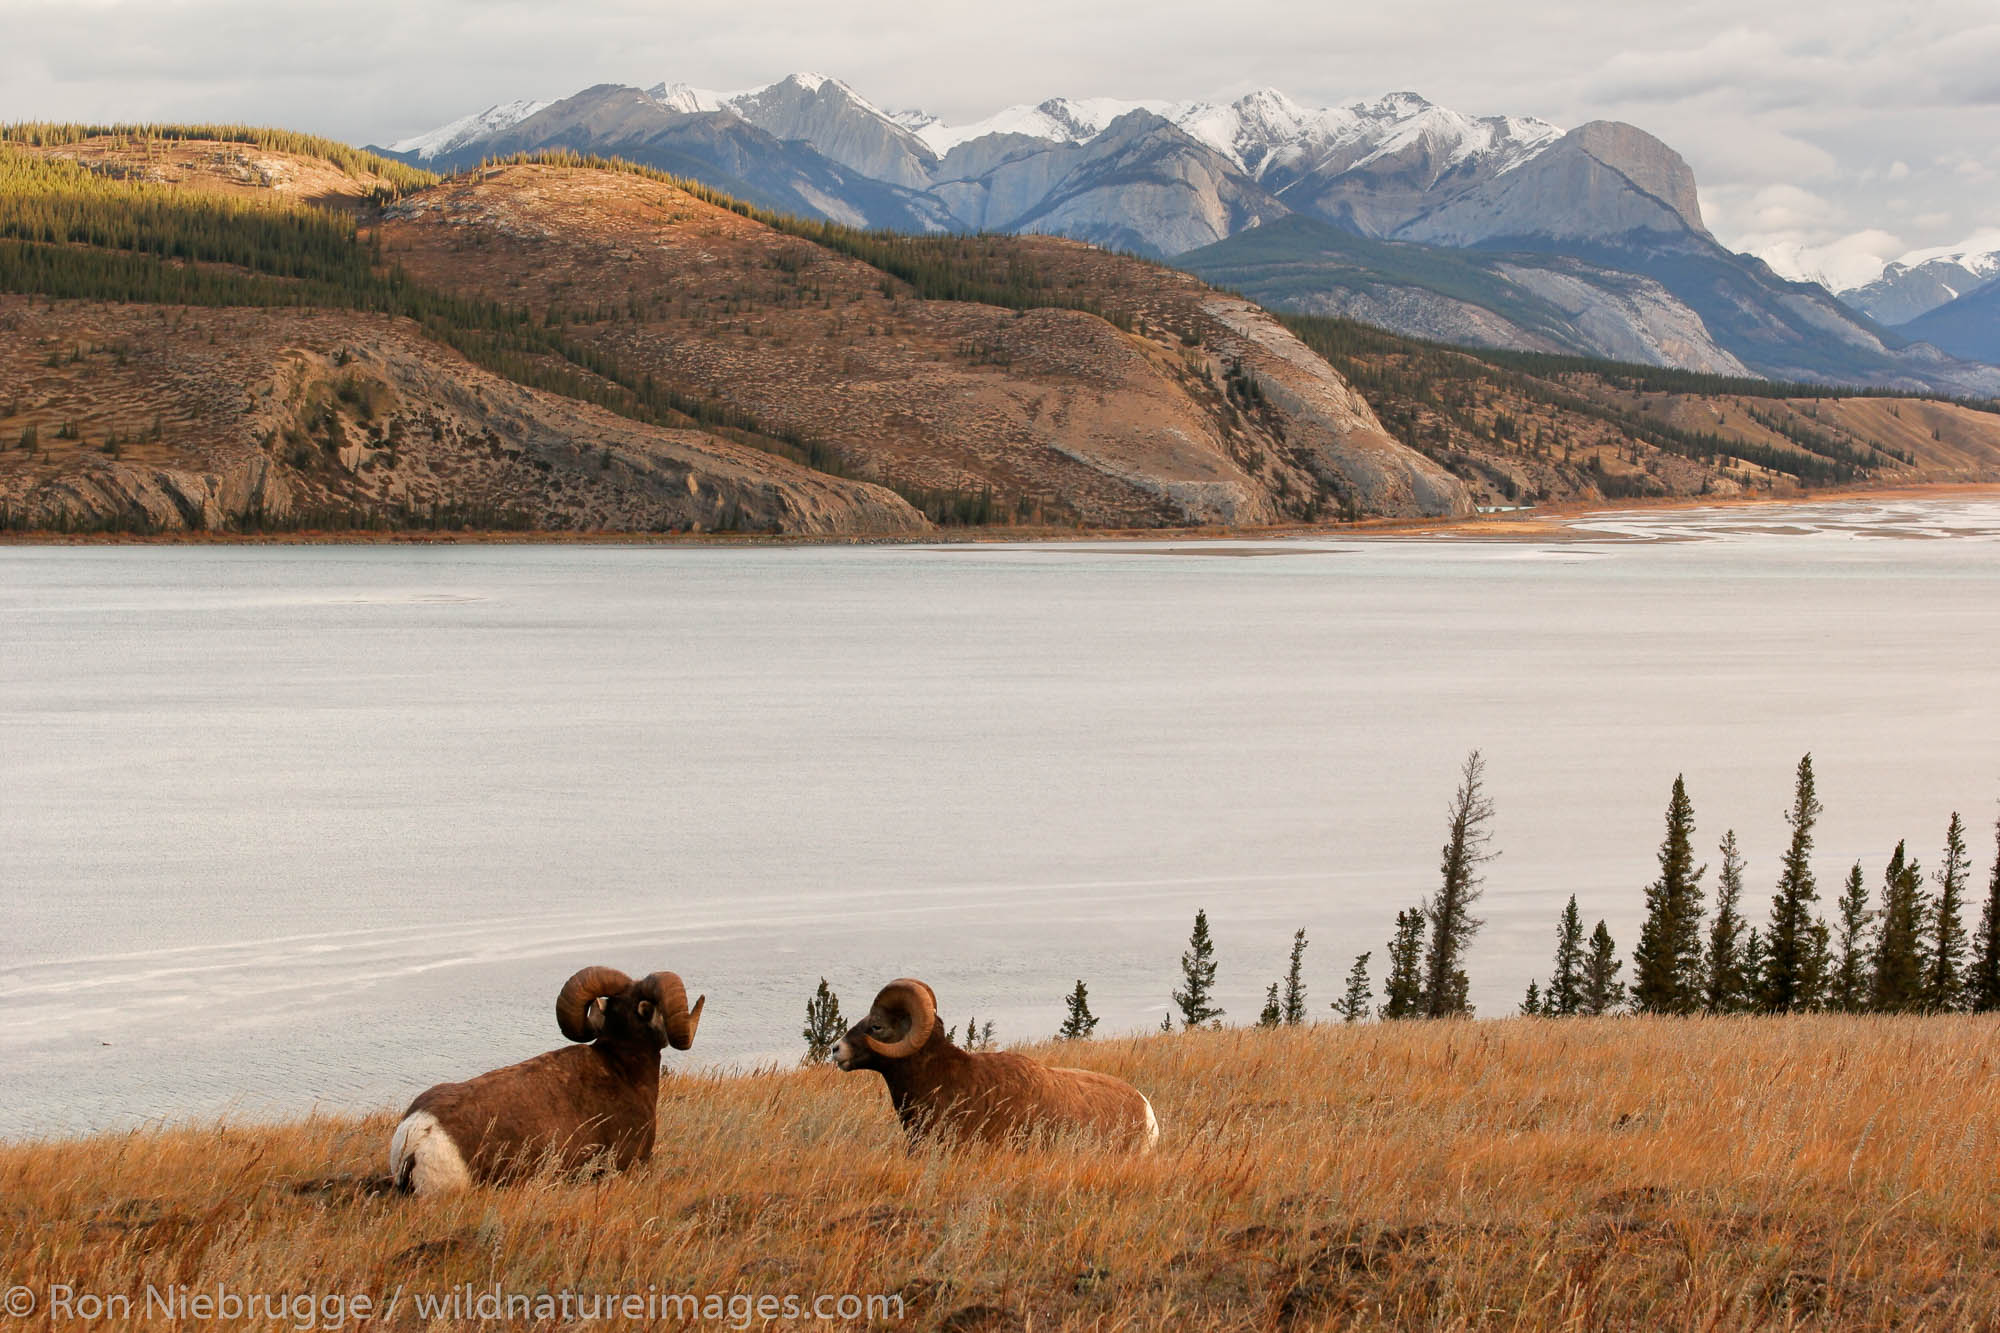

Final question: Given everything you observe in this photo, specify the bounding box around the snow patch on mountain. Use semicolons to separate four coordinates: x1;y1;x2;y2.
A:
912;97;1174;153
1887;232;2000;283
385;100;551;160
645;82;730;114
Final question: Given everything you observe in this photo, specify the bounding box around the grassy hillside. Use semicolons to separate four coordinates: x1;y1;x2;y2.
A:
3;1017;1996;1329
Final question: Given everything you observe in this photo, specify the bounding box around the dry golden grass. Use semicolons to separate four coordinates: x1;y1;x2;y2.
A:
4;1016;1998;1330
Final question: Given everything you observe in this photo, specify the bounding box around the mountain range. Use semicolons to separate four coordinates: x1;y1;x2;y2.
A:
6;129;1998;536
370;75;2000;398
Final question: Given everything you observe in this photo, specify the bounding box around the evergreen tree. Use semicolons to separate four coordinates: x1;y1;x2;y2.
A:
1971;813;2000;1014
1381;908;1427;1020
1926;812;1971;1011
1740;927;1766;1001
1420;749;1497;1018
1171;908;1224;1029
1829;862;1875;1011
1581;921;1626;1016
1870;841;1927;1013
801;978;845;1065
1281;928;1309;1025
1703;831;1750;1013
1058;979;1099;1040
1336;951;1372;1023
1258;982;1282;1027
1545;896;1586;1017
1633;775;1707;1014
1760;754;1825;1013
1520;979;1543;1016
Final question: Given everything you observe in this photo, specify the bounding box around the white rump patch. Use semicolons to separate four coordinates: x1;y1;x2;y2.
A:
390;1110;473;1196
1140;1094;1160;1152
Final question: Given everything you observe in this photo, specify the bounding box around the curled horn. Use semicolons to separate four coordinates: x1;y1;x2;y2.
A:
640;971;705;1051
556;966;633;1042
864;978;938;1059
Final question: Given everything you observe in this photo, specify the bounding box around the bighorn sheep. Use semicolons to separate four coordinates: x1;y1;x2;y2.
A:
389;966;703;1195
833;978;1158;1151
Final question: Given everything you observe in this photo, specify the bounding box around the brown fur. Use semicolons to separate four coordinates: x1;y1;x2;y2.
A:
837;982;1154;1150
405;1040;660;1181
395;968;701;1189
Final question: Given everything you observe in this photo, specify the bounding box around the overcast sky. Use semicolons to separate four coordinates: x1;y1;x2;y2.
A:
5;0;1996;286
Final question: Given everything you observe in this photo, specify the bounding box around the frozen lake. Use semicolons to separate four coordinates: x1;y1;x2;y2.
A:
3;496;1997;1136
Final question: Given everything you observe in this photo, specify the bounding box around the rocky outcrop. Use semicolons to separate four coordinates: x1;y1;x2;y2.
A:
1199;297;1473;518
939;112;1290;257
1396;122;1708;248
724;74;939;191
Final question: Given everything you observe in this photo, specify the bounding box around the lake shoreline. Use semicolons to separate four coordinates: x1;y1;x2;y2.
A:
6;482;1998;549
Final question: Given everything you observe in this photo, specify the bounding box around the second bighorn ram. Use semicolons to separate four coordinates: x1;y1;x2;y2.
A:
389;966;704;1195
834;978;1159;1151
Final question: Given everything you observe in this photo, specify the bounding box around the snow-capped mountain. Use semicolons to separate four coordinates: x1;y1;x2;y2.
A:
1838;234;2000;327
384;99;551;161
364;75;2000;393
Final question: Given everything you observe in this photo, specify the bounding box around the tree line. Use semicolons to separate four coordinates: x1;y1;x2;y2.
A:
796;751;1999;1060
1525;756;2000;1018
0;121;436;194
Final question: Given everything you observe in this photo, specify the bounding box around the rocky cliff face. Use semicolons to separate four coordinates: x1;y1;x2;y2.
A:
724;74;939;191
1200;297;1471;517
1395;123;1707;248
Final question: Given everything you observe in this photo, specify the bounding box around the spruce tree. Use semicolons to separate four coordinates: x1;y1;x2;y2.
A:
1520;979;1543;1016
1058;980;1099;1040
801;978;845;1065
1171;908;1224;1029
1829;862;1874;1011
1970;813;2000;1013
1336;951;1372;1022
1760;754;1824;1013
1581;920;1626;1016
1381;908;1426;1020
1703;831;1749;1012
1634;775;1707;1014
1740;927;1766;1000
1870;841;1927;1013
1258;982;1282;1027
1281;928;1309;1025
1926;812;1971;1011
1420;749;1497;1018
1545;895;1586;1017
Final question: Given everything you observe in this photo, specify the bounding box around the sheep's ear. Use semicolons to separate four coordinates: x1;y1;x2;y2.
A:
585;996;610;1035
636;999;655;1023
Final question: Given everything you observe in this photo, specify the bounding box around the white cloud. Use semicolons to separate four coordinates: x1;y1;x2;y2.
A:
1749;229;1903;291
